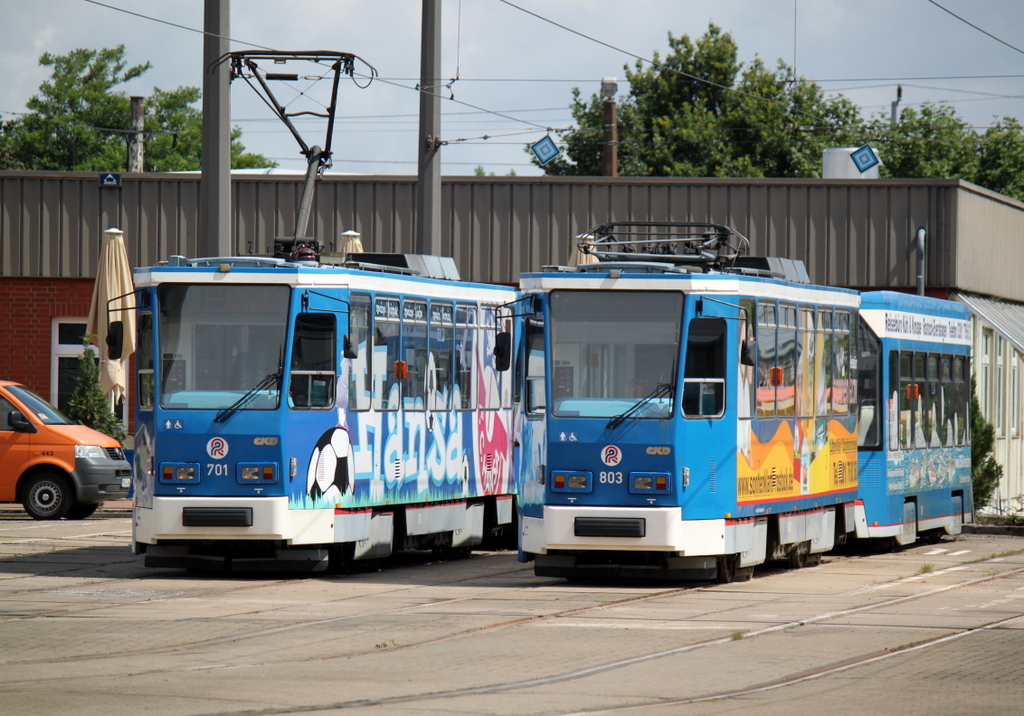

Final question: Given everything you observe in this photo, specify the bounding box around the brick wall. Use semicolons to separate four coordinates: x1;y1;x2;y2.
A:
0;276;135;435
2;277;94;391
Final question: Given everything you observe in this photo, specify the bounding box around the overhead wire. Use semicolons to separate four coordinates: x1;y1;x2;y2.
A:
927;0;1024;57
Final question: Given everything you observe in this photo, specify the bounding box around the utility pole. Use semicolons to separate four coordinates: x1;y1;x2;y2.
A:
891;84;902;124
200;0;232;258
415;0;441;257
602;78;618;177
128;96;145;172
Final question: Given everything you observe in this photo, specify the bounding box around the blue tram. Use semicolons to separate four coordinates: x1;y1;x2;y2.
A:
855;291;973;544
513;223;972;581
131;252;517;572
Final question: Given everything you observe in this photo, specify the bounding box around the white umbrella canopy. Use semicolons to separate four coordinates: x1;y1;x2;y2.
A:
339;229;364;256
571;236;599;267
86;228;136;402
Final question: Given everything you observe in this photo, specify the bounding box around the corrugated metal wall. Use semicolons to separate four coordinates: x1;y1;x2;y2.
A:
4;171;1022;297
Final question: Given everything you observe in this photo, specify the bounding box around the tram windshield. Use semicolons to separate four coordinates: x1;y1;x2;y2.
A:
549;290;682;418
156;284;290;410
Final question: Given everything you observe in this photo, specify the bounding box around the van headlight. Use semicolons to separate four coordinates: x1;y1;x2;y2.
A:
75;445;107;459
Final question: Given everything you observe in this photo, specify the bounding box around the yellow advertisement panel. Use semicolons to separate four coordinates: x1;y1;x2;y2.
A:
737;418;857;504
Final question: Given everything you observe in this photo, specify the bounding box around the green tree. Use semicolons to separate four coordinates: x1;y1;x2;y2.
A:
66;339;126;444
976;118;1024;201
970;376;1002;511
1;45;272;172
868;104;981;183
538;25;862;177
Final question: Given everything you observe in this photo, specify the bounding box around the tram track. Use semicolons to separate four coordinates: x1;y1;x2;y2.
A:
181;557;1024;715
3;521;1023;713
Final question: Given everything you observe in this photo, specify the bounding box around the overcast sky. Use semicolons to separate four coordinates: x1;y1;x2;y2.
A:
2;0;1022;176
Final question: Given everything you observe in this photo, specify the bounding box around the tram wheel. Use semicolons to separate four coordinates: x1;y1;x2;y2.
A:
716;555;755;583
787;542;810;569
328;543;355;574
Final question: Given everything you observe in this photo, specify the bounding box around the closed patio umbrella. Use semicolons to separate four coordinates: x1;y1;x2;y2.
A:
86;228;136;403
339;229;364;257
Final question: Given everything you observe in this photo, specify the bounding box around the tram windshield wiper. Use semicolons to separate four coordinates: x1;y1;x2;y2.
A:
607;382;675;430
214;371;281;423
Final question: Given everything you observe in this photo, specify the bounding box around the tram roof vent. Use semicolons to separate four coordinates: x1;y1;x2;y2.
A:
730;257;811;284
342;253;461;280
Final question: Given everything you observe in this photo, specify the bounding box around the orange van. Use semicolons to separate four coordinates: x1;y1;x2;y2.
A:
0;380;131;519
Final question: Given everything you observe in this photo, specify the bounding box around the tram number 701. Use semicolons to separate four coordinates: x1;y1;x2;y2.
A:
599;471;624;484
207;463;229;476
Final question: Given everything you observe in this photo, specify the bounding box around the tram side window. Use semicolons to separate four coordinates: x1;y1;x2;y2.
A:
428;302;454;411
914;353;928;447
374;297;402;411
939;355;953;447
455;305;476;409
777;304;797;417
797;307;815;418
738;298;756;420
682;318;725;418
856;316;881;449
816;309;833;417
403;301;427;411
955;356;970;445
526;318;546;414
925;354;941;446
756;302;778;418
289;313;335;409
831;310;853;416
479;306;501;410
348;294;372;412
138;312;154;410
896;352;914;449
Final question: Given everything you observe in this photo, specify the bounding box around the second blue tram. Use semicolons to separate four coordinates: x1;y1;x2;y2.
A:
515;223;972;581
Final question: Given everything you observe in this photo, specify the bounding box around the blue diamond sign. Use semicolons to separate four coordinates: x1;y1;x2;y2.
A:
531;135;560;165
851;145;880;173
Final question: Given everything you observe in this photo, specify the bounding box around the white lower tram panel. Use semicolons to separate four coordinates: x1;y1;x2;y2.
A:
135;495;514;572
524;504;855;580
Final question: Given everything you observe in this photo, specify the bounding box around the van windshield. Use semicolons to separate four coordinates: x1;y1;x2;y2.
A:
6;385;72;425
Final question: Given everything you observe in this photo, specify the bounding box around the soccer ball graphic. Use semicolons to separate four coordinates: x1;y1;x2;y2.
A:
306;427;354;502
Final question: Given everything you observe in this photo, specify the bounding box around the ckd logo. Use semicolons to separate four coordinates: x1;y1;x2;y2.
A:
207;437;229;459
601;445;622;466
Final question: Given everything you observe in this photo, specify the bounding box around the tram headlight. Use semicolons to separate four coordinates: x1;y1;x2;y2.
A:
628;472;671;495
160;463;199;483
238;463;278;484
551;471;592;493
633;475;654;490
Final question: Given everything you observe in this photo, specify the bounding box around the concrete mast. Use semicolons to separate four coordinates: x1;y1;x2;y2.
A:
200;0;231;257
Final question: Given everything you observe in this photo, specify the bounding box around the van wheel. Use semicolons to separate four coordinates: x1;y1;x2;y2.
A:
66;502;100;520
23;474;72;520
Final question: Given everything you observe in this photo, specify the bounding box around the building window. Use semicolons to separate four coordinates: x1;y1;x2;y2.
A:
996;336;1005;434
1012;353;1019;437
51;318;128;430
981;329;992;420
51;319;92;413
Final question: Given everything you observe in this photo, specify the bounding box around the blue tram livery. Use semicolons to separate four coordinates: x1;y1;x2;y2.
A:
513;223;972;581
131;252;518;572
856;291;973;544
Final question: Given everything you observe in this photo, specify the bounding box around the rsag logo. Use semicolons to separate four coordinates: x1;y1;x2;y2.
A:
601;445;622;466
207;437;229;459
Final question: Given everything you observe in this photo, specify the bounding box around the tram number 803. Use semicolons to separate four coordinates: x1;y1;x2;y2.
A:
599;471;624;484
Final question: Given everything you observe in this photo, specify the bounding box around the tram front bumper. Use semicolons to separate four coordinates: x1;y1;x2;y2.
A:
133;496;334;546
523;505;727;555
